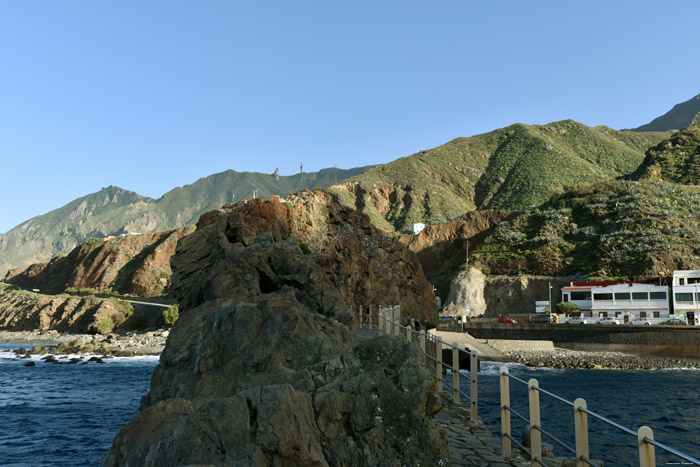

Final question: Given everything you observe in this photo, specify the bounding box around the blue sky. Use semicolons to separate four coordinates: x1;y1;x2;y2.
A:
1;1;699;233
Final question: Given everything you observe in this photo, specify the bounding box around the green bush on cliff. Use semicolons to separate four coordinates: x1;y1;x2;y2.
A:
158;304;179;327
96;318;114;333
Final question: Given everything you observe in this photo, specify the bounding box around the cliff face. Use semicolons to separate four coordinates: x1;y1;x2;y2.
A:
4;226;194;297
0;285;135;334
103;192;449;466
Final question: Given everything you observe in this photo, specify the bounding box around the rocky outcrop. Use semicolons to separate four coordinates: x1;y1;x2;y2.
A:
400;210;516;282
4;226;195;297
103;193;449;466
0;285;136;334
442;268;582;317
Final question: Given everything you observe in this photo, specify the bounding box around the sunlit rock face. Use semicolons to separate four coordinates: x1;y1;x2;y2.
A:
102;192;448;466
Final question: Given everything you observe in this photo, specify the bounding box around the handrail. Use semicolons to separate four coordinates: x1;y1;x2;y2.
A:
380;315;479;422
501;365;700;466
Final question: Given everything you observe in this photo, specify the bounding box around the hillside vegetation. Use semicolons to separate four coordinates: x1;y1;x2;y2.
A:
328;120;669;232
470;179;700;279
0;166;370;276
631;123;700;184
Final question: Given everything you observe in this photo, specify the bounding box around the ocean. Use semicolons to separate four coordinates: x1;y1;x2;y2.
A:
0;343;158;467
473;361;700;466
2;341;699;466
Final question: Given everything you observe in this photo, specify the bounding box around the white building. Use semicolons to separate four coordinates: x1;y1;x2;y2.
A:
561;281;670;323
671;270;700;325
408;223;425;235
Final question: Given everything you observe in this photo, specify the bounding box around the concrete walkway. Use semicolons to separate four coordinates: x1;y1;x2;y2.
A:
357;327;526;466
435;393;525;466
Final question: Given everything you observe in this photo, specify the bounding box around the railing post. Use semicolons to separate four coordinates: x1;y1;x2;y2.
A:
470;349;478;421
436;340;443;392
381;314;386;334
406;327;412;343
419;330;426;355
500;366;512;457
394;320;401;337
573;398;589;467
452;344;460;404
528;378;542;466
638;426;656;467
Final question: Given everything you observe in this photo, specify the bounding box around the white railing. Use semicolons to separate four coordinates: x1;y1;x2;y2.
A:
380;315;479;421
499;366;700;466
372;314;700;466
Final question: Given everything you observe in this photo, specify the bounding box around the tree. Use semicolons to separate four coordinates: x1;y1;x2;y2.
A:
556;302;580;316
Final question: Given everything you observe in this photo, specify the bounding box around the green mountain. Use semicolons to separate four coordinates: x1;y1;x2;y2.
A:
328;120;669;231
631;123;700;184
631;93;700;132
468;126;700;280
0;166;370;276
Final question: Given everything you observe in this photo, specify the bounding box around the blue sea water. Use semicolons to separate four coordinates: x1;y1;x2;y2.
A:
3;340;700;467
471;362;700;466
0;343;158;467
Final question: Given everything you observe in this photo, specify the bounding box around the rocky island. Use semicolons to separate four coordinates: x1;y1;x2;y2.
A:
103;191;452;466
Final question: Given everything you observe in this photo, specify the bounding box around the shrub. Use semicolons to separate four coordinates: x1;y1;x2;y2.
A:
556;302;580;316
159;304;179;326
96;318;114;333
299;243;312;255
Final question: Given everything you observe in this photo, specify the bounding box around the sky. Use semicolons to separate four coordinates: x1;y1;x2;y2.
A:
1;1;699;233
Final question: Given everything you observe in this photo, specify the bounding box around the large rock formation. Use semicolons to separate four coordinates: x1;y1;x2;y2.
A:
4;226;195;297
442;268;582;317
103;192;449;466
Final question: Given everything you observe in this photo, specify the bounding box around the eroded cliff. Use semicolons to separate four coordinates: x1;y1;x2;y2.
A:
103;192;449;466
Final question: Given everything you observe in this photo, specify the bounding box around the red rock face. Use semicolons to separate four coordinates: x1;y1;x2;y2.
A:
4;226;194;297
172;191;437;326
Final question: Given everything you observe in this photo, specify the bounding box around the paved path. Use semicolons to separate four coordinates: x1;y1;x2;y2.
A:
358;327;525;466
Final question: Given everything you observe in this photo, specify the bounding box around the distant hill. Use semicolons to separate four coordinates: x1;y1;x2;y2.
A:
0;166;371;276
631;93;700;132
466;126;700;280
469;177;700;280
328;120;670;231
631;123;700;184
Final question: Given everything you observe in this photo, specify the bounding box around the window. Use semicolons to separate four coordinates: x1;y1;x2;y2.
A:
688;278;700;284
571;291;591;300
593;293;613;301
632;292;649;300
615;312;621;317
614;293;630;300
676;293;694;302
680;278;685;285
650;292;667;300
653;311;660;318
563;293;569;302
640;312;647;318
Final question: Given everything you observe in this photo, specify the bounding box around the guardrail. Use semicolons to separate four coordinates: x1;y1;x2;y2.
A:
499;366;700;466
379;315;479;421
373;315;700;466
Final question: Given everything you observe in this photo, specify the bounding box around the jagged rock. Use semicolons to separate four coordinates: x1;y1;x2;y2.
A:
103;194;448;466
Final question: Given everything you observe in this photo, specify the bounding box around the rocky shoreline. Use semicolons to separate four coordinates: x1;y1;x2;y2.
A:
0;329;168;357
504;348;700;370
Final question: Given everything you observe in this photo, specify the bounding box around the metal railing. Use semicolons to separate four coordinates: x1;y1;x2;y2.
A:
499;366;700;467
379;315;479;421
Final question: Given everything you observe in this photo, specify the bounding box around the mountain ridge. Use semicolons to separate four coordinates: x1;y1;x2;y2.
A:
630;93;700;132
0;166;372;276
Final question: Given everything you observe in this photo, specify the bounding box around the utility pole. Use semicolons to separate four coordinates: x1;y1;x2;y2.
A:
548;282;553;322
300;162;304;187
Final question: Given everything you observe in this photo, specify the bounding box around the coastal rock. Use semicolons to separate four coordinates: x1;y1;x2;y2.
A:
0;287;134;335
103;194;449;466
442;269;582;317
3;226;195;297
